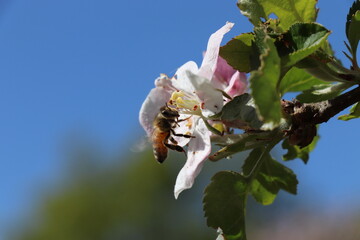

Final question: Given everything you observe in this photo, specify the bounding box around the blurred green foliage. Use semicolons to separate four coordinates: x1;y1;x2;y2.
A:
11;149;214;240
8;144;360;240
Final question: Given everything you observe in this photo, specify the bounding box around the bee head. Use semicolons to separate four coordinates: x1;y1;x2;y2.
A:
160;105;179;119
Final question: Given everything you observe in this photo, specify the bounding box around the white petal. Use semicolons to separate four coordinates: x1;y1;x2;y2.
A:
216;228;225;240
139;87;171;137
198;22;234;80
174;118;211;199
172;61;199;93
172;114;195;147
154;73;174;90
186;71;224;117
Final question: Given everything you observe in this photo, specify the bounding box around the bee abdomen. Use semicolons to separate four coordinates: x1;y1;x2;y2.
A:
152;130;169;163
153;144;168;163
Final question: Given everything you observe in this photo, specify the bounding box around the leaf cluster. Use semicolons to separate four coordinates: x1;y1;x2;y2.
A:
202;1;360;239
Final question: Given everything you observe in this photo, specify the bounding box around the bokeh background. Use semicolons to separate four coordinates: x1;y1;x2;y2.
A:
1;0;360;239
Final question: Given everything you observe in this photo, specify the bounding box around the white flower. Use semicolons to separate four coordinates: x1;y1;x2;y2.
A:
139;22;247;199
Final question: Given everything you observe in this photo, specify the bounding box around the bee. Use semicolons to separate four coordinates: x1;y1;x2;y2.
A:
152;104;194;163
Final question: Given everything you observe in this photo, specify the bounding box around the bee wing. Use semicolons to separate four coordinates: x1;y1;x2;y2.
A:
130;136;151;152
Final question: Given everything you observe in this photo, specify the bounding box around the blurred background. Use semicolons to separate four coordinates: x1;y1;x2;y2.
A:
1;0;360;239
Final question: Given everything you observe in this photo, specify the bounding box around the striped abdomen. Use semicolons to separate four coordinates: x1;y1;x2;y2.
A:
152;129;169;163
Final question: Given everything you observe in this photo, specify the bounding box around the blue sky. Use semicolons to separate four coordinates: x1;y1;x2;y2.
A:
0;0;359;234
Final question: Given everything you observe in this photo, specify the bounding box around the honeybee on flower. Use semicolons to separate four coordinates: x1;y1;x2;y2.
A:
139;22;247;199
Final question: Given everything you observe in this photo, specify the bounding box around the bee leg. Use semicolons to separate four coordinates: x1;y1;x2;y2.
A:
169;136;178;144
170;129;195;139
172;116;191;127
177;116;191;123
163;134;186;157
174;116;192;127
164;142;187;157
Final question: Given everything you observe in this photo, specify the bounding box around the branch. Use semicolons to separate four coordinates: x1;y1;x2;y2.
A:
292;86;360;124
282;85;360;147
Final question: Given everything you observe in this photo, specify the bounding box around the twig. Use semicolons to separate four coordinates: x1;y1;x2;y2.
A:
282;86;360;147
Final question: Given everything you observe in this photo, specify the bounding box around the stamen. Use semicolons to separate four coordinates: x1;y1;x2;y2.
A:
170;91;202;115
186;117;193;129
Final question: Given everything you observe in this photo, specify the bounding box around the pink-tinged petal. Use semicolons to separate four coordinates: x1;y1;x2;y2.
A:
139;87;171;137
174;118;211;199
172;61;199;93
213;56;237;86
198;22;234;80
186;71;223;117
224;71;247;98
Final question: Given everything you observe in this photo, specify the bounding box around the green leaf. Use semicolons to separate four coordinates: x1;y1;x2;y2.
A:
258;158;298;194
209;130;282;162
220;33;256;73
237;0;318;30
296;82;351;103
237;0;266;27
210;93;263;129
346;0;360;39
282;135;319;164
242;148;275;205
282;23;331;67
253;27;269;54
347;10;360;58
249;179;277;205
242;148;298;205
202;117;223;136
203;171;247;239
288;23;329;51
338;102;360;121
250;34;282;124
279;67;325;95
209;133;259;161
296;52;360;83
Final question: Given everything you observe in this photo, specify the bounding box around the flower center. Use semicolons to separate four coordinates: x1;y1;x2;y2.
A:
169;91;202;115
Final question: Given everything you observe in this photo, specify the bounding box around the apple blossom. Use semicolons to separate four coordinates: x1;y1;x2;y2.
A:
213;56;247;99
139;22;247;199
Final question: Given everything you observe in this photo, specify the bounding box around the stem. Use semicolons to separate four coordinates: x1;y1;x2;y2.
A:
244;136;282;181
240;136;282;240
291;85;360;125
282;85;360;147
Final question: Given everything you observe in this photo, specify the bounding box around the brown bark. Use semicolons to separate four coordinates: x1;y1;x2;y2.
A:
282;86;360;147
